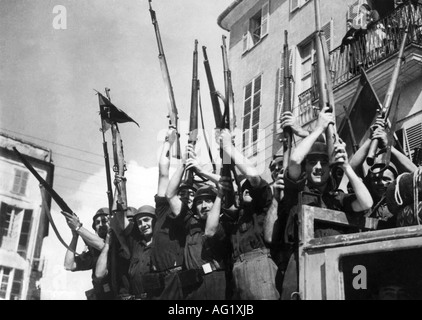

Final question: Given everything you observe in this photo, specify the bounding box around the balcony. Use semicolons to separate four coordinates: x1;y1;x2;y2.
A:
296;2;422;127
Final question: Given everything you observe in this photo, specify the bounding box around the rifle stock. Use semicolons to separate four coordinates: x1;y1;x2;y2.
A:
366;24;410;168
282;30;293;171
149;0;181;159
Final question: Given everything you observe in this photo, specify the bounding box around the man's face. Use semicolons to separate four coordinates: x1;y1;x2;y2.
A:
178;188;195;209
305;155;330;187
370;168;395;198
195;197;214;220
94;215;110;239
271;161;284;182
347;21;353;29
136;215;154;237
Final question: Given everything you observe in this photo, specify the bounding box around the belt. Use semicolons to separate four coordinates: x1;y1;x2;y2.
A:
157;265;183;275
235;247;271;263
198;262;224;276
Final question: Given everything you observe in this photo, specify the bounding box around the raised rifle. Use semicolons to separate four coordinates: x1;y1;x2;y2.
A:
13;147;83;255
220;35;238;209
281;30;293;172
182;40;200;187
366;23;410;169
149;0;181;159
314;0;341;166
202;46;224;129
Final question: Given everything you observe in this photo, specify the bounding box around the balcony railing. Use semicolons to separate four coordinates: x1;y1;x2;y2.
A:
296;2;422;124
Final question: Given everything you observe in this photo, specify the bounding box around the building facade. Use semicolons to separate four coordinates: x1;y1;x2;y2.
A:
0;133;53;300
218;0;422;181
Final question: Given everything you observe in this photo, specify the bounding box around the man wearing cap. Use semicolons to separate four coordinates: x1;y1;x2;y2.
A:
280;106;373;299
119;205;157;299
172;183;231;300
346;119;417;229
63;207;114;300
206;129;279;300
94;206;138;300
147;128;189;300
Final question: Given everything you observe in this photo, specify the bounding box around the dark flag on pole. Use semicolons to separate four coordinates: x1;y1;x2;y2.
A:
338;69;381;155
96;91;140;131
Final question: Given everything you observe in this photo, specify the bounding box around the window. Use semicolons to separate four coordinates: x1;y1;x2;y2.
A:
290;0;311;13
0;203;25;251
298;20;333;95
10;269;23;300
12;169;29;196
0;267;23;300
397;123;422;161
243;75;262;157
0;267;11;299
242;2;270;53
17;210;33;258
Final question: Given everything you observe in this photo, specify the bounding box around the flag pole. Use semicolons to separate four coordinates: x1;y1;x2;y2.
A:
99;88;114;214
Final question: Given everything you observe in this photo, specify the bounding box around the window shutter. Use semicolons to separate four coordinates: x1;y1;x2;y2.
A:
242;20;250;53
18;209;32;258
321;20;333;51
261;2;270;37
291;0;300;12
406;123;422;152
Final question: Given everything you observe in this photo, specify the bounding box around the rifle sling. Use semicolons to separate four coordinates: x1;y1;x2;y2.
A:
40;186;81;256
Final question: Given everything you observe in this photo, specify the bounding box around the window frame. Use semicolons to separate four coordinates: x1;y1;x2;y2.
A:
242;1;270;54
242;74;263;157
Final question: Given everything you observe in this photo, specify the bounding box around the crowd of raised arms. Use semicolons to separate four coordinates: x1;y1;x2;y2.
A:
61;1;422;301
62;112;422;300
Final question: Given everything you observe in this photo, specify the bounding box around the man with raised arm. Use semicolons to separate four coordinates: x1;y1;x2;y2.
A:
280;106;373;300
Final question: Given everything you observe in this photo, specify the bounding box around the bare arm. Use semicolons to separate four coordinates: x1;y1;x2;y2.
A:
186;150;221;185
158;128;177;197
288;106;334;181
165;145;190;217
280;111;310;138
335;140;373;212
95;231;111;279
64;231;79;271
62;211;104;251
220;129;261;187
205;177;228;237
264;175;284;244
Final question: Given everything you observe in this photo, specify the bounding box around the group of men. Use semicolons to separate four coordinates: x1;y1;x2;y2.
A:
62;105;421;300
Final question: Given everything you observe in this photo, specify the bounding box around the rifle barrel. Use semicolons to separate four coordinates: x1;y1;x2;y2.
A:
149;0;181;159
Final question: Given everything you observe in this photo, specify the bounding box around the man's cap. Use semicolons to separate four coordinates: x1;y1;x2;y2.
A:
92;207;110;230
306;141;328;158
193;185;217;204
361;3;371;10
269;154;284;170
127;207;138;218
370;161;399;178
178;182;197;193
134;205;156;220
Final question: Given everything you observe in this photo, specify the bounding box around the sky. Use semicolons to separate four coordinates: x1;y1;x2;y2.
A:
0;0;231;300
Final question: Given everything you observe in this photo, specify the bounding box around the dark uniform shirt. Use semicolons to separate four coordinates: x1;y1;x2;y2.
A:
74;248;114;300
182;210;230;271
124;223;154;295
151;195;185;271
282;170;357;243
228;179;273;260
